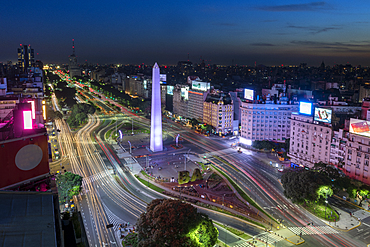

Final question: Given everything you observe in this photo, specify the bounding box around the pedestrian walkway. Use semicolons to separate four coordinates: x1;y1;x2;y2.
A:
324;205;361;231
288;225;338;235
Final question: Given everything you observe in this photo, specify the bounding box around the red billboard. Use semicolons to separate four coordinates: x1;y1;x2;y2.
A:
0;133;49;189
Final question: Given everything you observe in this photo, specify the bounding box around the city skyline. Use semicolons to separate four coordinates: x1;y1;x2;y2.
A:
2;1;370;66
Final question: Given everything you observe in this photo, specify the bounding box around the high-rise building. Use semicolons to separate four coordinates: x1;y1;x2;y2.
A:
68;39;81;78
17;44;34;73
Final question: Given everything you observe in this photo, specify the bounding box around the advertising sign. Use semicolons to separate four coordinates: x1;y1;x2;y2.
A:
299;102;312;115
160;74;167;82
167;85;174;95
244;89;254;100
181;86;189;100
0;133;50;189
349;119;370;137
191;81;210;91
314;107;332;123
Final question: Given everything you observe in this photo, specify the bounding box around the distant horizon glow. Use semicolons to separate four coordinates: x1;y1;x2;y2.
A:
2;1;370;66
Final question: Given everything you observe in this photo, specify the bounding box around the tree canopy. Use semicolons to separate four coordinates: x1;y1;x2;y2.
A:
56;172;83;202
281;169;330;203
136;199;218;247
67;103;95;127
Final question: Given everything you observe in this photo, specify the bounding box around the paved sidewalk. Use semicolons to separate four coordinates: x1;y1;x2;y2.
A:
324;206;361;231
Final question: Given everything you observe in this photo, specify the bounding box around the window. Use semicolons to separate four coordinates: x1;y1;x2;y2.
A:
348;155;352;161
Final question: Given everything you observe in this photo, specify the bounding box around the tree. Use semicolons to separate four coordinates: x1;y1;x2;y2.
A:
190;118;200;128
136;199;218;247
316;185;333;203
56;172;82;202
357;185;370;206
281;170;330;203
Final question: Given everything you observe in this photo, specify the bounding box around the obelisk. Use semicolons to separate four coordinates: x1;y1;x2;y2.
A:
150;63;163;152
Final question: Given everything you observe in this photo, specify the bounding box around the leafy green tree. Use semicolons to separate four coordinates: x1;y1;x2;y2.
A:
316;185;333;203
190;118;201;128
75;112;88;123
136;199;218;247
358;185;370;206
56;172;82;202
281;170;330;203
67;115;78;127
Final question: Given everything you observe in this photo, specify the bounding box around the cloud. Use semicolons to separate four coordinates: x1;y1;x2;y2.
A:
290;40;370;53
213;22;237;27
250;43;275;46
257;1;328;12
287;25;341;34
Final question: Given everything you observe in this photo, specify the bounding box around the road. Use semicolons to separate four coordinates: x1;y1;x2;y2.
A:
53;70;367;246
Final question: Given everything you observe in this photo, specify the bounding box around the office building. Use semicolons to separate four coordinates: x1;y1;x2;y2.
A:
240;102;298;143
68;39;81;78
17;44;34;73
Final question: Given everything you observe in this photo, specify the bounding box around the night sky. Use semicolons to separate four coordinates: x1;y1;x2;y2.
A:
2;1;370;66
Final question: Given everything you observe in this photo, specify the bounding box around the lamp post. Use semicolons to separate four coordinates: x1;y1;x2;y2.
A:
224;224;228;247
115;115;117;140
185;149;191;171
222;194;226;210
325;191;328;220
128;141;132;154
131;119;134;135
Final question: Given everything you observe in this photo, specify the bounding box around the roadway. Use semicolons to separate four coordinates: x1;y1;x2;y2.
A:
53;70;365;246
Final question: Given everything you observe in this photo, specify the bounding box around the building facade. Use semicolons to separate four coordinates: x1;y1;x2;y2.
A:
288;113;332;168
240;102;298;142
173;84;189;119
188;89;208;121
203;94;233;135
18;44;34;73
344;132;370;185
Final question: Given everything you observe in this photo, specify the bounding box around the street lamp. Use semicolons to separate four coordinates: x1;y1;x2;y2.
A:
185;149;191;171
222;194;226;210
128;141;132;154
131;119;134;135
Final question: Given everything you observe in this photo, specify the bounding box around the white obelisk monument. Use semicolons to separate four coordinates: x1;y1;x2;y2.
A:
150;62;163;152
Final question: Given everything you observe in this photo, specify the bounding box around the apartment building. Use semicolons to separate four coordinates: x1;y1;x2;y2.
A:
240;101;298;142
289;113;332;168
203;93;233;135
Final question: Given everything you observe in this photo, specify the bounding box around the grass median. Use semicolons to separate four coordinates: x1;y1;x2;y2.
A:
135;171;165;193
214;222;251;240
211;164;279;225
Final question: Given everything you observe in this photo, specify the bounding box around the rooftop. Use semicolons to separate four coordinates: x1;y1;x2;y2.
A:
0;191;57;247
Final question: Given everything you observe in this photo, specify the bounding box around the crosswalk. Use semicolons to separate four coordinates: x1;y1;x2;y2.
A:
233;232;282;247
233;226;338;247
102;202;127;231
82;171;110;187
288;226;338;235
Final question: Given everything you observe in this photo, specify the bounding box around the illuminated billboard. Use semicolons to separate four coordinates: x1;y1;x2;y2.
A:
167;85;174;95
314;107;332;123
23;111;33;130
244;89;254;101
349;118;370;137
181;86;189;100
160;74;167;82
191;81;210;91
299;102;312;115
27;100;35;119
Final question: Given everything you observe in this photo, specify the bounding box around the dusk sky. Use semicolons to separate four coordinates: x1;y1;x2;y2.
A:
2;1;370;66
